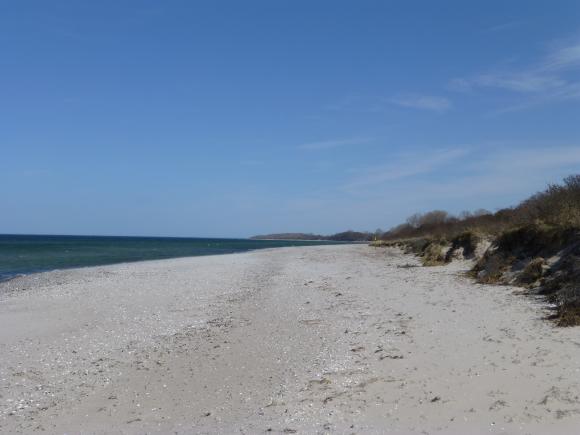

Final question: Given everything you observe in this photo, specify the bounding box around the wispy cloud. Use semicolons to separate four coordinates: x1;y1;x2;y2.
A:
324;94;452;114
452;40;580;110
278;144;580;233
344;147;468;191
341;143;580;200
389;94;452;112
486;20;522;33
297;137;373;151
420;145;580;199
543;43;580;71
452;74;566;93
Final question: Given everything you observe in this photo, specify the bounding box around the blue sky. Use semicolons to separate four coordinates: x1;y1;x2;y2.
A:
1;1;580;237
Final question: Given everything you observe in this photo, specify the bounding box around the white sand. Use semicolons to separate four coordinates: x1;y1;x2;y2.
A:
1;245;580;434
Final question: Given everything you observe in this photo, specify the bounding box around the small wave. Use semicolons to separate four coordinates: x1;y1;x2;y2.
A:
0;273;25;283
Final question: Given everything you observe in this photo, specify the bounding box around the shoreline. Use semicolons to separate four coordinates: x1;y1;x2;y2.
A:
0;243;346;289
2;244;580;433
0;249;257;287
0;235;345;289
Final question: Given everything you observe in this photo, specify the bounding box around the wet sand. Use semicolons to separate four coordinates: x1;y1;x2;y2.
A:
1;245;580;434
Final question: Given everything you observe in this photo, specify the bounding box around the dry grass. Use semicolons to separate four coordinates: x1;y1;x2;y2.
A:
556;304;580;327
445;231;481;261
472;254;511;284
380;175;580;244
421;241;449;266
516;257;545;286
372;175;580;327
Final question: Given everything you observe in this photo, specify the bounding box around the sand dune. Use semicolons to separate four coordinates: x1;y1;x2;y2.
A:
1;245;580;434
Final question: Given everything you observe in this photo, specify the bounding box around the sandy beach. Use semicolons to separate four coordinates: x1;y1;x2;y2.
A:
1;244;580;434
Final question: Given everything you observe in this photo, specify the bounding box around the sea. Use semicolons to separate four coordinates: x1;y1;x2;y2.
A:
0;234;344;282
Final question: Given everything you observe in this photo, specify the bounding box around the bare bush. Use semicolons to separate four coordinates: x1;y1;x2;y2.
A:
382;174;580;242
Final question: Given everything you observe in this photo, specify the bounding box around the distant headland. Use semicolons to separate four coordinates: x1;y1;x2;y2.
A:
250;230;371;242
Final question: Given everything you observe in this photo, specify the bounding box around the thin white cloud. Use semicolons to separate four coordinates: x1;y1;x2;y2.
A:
344;147;469;191
486;21;522;33
297;137;372;151
542;43;580;72
477;144;580;172
275;144;580;232
469;74;566;93
325;94;452;114
341;143;580;201
389;95;452;112
421;145;580;199
452;40;580;110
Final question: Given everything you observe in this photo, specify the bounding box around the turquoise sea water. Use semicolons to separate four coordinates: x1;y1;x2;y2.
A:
0;235;343;282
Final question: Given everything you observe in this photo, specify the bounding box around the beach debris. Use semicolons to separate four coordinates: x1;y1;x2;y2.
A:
397;264;419;269
379;354;404;360
308;378;331;387
126;418;141;424
299;319;322;326
489;400;507;411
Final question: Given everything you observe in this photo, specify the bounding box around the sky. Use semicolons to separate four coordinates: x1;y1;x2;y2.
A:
1;0;580;238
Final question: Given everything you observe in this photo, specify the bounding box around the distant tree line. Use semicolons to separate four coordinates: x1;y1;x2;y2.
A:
253;175;580;243
251;230;372;242
381;174;580;241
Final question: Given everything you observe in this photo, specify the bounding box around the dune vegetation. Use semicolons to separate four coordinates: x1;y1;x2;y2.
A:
374;175;580;326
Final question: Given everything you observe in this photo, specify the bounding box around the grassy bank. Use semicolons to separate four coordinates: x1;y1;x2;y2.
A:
374;175;580;326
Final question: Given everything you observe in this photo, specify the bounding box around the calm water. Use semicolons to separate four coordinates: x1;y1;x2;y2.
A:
0;234;343;282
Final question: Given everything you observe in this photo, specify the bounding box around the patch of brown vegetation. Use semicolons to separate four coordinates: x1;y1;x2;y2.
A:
517;257;546;286
373;175;580;327
472;253;512;284
472;224;580;325
556;303;580;327
445;231;482;261
421;240;449;266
